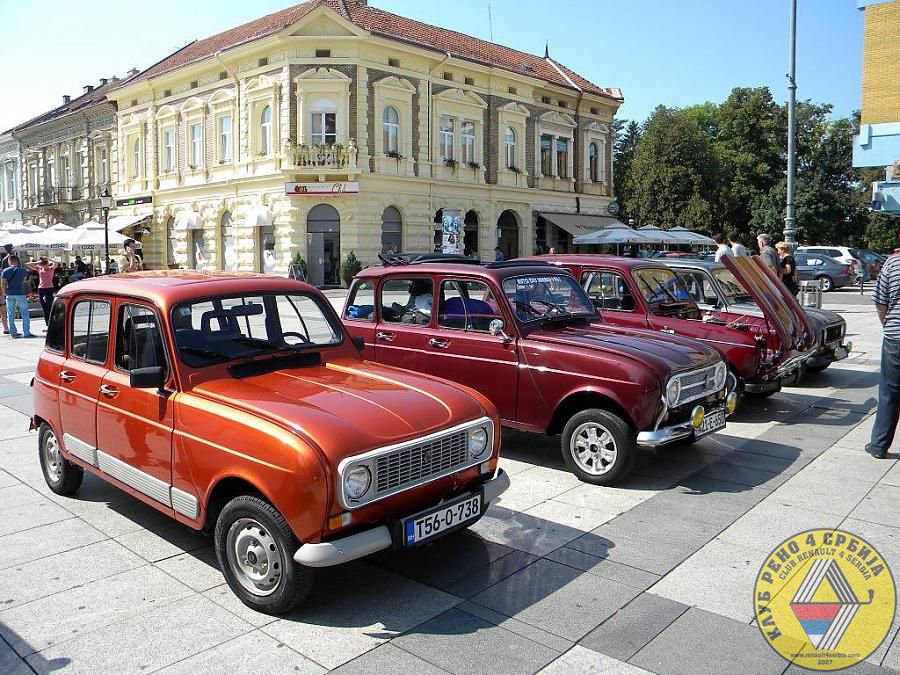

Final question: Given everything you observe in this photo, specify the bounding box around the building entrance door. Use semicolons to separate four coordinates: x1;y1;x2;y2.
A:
307;204;340;287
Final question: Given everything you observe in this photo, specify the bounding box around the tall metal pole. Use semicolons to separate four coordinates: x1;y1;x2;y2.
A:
784;0;798;249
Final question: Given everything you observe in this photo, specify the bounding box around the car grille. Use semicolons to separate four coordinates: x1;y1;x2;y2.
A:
824;324;843;344
375;431;469;495
672;364;720;407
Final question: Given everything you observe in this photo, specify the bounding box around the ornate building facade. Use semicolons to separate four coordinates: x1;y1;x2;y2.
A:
0;133;22;226
108;0;623;282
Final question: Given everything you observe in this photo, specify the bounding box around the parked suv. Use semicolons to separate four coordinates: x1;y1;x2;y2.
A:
343;258;730;485
32;271;507;614
796;246;860;284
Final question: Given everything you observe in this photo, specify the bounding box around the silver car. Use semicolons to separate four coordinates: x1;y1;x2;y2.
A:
794;253;852;291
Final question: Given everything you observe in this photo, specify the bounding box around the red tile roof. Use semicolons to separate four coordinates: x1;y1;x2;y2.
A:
128;0;621;100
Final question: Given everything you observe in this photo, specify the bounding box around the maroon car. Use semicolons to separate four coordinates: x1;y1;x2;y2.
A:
532;255;817;398
342;258;730;485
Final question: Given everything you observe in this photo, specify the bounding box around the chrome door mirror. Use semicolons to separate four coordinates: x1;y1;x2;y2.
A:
489;319;512;342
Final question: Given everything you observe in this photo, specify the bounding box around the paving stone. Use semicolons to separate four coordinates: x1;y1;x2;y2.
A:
456;599;574;652
154;546;224;592
565;529;696;576
784;661;896;674
0;469;19;488
849;483;900;528
491;466;582;513
720;446;812;475
841;519;900;575
470;558;641;641
0;565;194;657
727;435;809;460
0;539;143;610
597;501;722;551
816;443;893;484
0;435;37;465
630;607;788;675
202;584;280;629
768;467;878;517
156;629;325;674
114;518;209;562
643;483;767;528
882;460;900;488
444;549;539;598
27;594;253;675
0;382;32;400
524;498;620;532
0;636;33;675
472;510;586;556
691;460;791;492
539;644;653;674
880;629;900;672
717;500;842;554
630;447;720;485
330;643;443;675
544;547;660;591
261;560;460;670
1;394;34;416
0;517;106;571
393;606;560;674
0;482;47;510
552;483;660;519
578;592;689;661
0;495;75;537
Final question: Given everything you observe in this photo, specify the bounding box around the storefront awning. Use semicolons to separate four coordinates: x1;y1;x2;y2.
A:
539;213;626;237
174;211;200;230
107;214;151;233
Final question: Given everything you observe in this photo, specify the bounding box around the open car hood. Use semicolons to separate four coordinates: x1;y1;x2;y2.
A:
722;256;816;353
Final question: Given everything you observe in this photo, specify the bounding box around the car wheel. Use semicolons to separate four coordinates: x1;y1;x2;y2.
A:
39;423;83;496
215;495;314;615
561;408;635;485
818;275;834;292
806;364;829;374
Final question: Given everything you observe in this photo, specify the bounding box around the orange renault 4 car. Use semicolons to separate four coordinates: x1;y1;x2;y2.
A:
31;271;507;614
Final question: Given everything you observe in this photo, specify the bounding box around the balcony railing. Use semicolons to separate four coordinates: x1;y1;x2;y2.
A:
283;139;359;174
25;184;106;208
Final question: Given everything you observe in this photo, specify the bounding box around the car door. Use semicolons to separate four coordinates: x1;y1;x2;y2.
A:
95;301;176;512
794;255;813;281
58;297;112;466
372;276;432;372
580;270;650;329
343;279;377;360
425;278;519;420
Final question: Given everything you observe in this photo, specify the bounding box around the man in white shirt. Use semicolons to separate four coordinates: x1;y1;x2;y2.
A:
728;231;749;257
714;234;733;262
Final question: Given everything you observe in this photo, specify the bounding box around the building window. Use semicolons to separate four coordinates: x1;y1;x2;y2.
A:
381;206;402;254
99;148;108;184
504;128;516;169
60;153;70;187
6;164;15;203
260;105;272;155
219;115;233;161
383;106;400;155
540;134;553;175
47;154;56;187
461;120;475;164
190;123;203;168
163;130;174;171
134;138;142;177
589;143;598;182
310;111;336;146
557;137;568;179
439;116;454;161
30;164;38;197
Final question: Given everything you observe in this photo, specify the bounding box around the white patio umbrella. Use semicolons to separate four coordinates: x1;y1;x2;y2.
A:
34;223;75;250
667;226;716;245
573;223;661;246
67;221;129;250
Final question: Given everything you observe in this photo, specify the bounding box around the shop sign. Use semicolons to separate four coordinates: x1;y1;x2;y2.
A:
116;195;152;207
286;182;360;196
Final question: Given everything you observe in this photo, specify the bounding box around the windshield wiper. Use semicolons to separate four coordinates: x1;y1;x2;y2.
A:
179;346;231;359
231;336;282;351
637;275;677;304
531;298;571;316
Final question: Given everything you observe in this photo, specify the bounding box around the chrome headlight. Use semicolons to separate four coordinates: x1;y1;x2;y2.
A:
713;362;727;390
665;378;681;407
344;465;372;501
467;426;489;459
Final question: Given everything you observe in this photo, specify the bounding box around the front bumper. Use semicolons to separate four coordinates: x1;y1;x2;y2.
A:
294;469;510;568
745;351;811;393
806;340;852;368
637;392;734;448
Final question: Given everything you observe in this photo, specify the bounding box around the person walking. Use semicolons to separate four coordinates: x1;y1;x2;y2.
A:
728;231;748;257
776;242;799;296
867;254;900;459
757;234;780;276
26;256;57;327
0;255;34;338
713;234;733;262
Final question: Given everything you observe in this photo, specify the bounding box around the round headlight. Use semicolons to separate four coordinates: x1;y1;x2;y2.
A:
713;362;727;390
665;378;681;407
468;426;489;459
344;465;371;501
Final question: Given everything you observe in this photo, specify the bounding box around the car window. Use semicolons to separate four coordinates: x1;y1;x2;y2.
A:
582;271;636;311
71;300;111;364
115;304;169;378
502;273;594;322
438;280;502;332
379;278;433;325
45;299;65;352
632;268;692;305
675;271;719;306
344;280;375;322
826;249;841;258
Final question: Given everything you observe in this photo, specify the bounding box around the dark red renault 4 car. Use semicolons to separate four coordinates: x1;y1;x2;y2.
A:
342;257;730;485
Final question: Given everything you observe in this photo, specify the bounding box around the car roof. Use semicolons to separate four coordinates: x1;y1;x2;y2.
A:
518;254;672;272
356;259;563;283
56;270;318;309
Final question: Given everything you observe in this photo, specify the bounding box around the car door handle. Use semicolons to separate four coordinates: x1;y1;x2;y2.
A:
376;332;395;342
428;338;450;348
59;371;76;382
99;384;119;397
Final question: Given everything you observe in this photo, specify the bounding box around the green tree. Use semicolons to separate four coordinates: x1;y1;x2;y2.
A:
613;119;641;220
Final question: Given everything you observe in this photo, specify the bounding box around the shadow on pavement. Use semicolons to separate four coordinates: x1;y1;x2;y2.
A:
0;622;70;673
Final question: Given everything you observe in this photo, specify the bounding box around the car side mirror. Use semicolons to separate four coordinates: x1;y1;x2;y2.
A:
130;365;165;391
489;319;511;341
351;335;365;352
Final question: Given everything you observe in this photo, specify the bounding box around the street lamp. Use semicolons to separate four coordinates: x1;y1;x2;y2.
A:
100;188;112;273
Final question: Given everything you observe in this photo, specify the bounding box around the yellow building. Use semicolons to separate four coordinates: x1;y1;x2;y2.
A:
108;0;622;284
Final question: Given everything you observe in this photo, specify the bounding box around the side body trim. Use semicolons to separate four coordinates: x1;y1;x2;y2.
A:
170;487;199;519
63;433;97;467
97;450;172;507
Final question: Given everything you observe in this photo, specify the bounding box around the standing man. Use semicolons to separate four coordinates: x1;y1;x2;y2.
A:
757;234;780;276
494;247;505;262
0;255;35;338
115;238;143;274
713;234;733;262
867;253;900;459
728;231;748;256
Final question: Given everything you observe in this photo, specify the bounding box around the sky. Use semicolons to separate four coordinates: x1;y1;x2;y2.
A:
0;0;863;134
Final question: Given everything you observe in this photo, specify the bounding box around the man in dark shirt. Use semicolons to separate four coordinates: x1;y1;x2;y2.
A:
867;254;900;458
0;255;34;338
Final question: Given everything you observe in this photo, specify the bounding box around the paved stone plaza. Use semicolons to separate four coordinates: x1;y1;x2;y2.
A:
1;287;899;674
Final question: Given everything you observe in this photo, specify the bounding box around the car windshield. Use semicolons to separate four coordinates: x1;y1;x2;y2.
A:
172;292;342;366
711;267;753;302
502;273;594;323
632;268;693;305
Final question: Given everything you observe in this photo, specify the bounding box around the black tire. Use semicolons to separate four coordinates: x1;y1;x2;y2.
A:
806;363;829;374
560;408;636;486
39;423;83;496
818;275;834;292
214;495;314;615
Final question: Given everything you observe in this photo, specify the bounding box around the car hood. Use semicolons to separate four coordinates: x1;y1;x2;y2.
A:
190;358;490;464
528;321;718;374
728;302;844;335
722;256;817;352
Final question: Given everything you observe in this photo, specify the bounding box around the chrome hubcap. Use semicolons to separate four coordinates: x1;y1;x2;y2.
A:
571;422;617;475
43;432;61;483
226;518;283;597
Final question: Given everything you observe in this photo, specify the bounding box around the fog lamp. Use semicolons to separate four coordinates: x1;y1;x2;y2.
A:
725;392;738;416
690;406;705;430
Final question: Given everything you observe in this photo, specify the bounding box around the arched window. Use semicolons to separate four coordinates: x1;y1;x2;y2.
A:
132;140;140;178
589;143;598;182
383;106;400;155
260;105;272;155
381;206;402;254
504;128;516;169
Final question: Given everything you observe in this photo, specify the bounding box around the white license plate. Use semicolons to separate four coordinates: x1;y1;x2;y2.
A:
403;494;482;546
696;409;726;438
